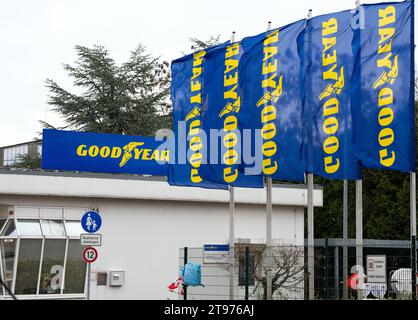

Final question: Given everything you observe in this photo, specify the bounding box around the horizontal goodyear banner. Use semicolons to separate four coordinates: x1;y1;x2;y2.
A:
42;129;169;176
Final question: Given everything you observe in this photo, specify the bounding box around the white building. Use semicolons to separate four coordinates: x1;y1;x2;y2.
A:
0;170;322;300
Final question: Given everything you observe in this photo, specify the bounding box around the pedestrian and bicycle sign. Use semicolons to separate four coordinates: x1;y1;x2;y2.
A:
81;211;102;233
83;246;98;263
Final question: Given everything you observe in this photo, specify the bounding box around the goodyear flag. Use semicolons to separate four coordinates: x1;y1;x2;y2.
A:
199;41;264;188
168;45;229;189
238;20;306;181
352;0;415;172
42;129;169;175
299;10;362;180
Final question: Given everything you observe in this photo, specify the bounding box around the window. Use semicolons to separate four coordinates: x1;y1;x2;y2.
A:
2;145;30;166
18;220;42;236
39;239;66;295
64;240;87;294
0;239;16;289
14;239;42;295
1;220;17;237
65;221;83;237
0;210;87;298
41;220;65;237
0;219;6;233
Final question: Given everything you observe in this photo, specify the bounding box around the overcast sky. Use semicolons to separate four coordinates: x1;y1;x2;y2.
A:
0;0;416;146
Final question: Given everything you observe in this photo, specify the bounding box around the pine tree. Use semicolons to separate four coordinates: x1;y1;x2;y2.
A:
46;44;171;136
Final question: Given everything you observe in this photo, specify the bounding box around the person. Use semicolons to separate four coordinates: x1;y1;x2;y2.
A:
92;220;97;232
85;213;93;231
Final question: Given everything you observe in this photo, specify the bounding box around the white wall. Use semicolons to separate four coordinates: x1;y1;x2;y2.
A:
0;194;305;300
0;173;323;207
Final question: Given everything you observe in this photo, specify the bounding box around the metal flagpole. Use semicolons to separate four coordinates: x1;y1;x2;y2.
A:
229;185;235;300
307;173;314;300
410;0;416;301
266;177;273;300
355;179;363;299
343;180;348;299
411;172;417;300
306;8;315;301
265;21;273;301
228;31;237;301
354;0;364;301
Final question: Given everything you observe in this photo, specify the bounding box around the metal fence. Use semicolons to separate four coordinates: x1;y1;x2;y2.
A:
178;240;417;300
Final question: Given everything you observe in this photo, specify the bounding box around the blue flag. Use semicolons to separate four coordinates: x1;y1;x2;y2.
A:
168;45;229;189
238;20;306;181
299;10;362;180
199;41;264;188
352;0;415;173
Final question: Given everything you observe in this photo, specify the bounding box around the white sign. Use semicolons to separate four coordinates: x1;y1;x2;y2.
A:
367;255;386;283
204;244;229;264
81;234;102;246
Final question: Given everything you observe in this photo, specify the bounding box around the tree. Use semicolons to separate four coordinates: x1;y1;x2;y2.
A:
12;153;41;170
249;246;305;300
46;44;171;136
189;35;221;51
218;244;305;300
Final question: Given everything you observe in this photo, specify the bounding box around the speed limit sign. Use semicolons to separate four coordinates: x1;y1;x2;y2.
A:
82;246;98;263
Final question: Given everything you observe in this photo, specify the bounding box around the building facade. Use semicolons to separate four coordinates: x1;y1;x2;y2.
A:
0;170;323;300
0;140;42;167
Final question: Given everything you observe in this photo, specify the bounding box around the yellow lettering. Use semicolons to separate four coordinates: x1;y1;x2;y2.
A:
377;53;392;69
224;167;238;183
191;169;203;183
379;149;395;167
378;87;393;107
261;123;277;140
322;117;339;135
261;73;277;89
88;145;99;157
379;6;396;27
225;43;240;58
378;127;395;147
323;136;339;154
99;146;110;158
378;107;394;127
262;140;277;157
324;156;340;173
323;98;339;116
262;159;278;175
322;18;338;36
76;145;87;157
111;147;121;158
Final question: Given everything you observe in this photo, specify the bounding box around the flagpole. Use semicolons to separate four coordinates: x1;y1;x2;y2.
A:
411;172;416;300
410;0;416;301
355;179;363;299
229;185;235;300
353;0;364;301
229;31;237;301
306;8;315;301
343;179;348;299
265;21;274;301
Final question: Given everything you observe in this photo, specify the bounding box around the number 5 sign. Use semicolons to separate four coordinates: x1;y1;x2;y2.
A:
83;246;98;263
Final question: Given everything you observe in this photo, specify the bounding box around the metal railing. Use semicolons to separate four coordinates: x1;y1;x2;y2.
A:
178;241;417;300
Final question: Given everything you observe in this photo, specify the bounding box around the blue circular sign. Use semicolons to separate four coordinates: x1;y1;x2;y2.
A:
81;211;102;233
